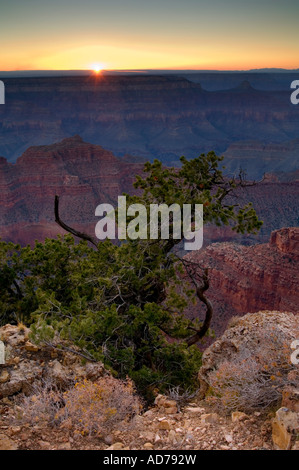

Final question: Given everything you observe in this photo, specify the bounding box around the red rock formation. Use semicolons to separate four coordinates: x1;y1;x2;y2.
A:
0;135;298;247
0;136;143;245
270;227;299;259
184;227;299;337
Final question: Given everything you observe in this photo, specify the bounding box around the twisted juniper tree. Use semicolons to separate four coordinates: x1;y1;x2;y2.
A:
0;152;262;398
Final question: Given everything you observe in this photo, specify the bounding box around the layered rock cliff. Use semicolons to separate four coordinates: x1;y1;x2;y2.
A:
0;135;143;245
0;136;298;246
1;75;298;178
184;227;299;337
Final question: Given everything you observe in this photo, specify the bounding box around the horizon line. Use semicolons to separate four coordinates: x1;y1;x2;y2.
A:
1;67;299;79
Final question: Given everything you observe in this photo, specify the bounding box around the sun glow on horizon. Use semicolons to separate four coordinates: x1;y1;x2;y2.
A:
91;63;104;74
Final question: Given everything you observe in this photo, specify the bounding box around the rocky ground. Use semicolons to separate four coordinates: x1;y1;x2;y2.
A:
0;395;274;451
1;314;298;451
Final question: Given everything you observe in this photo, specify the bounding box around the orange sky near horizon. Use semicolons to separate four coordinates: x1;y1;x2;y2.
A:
1;1;298;72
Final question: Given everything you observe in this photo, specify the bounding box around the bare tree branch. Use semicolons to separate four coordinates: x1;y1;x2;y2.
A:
55;195;98;248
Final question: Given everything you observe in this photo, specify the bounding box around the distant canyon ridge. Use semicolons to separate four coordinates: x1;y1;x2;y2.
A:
0;73;299;178
0;136;298;247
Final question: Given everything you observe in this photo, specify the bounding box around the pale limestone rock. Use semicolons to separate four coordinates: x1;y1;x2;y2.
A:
272;407;299;450
224;433;233;443
185;406;205;413
0;359;41;397
0;324;108;402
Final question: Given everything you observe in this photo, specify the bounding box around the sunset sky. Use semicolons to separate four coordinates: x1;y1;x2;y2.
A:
1;0;299;71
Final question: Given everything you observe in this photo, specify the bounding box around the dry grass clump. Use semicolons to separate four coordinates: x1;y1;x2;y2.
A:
16;375;142;436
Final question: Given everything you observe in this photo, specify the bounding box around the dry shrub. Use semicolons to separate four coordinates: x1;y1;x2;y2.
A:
16;377;66;426
62;376;142;436
207;327;298;413
16;375;142;436
167;385;199;412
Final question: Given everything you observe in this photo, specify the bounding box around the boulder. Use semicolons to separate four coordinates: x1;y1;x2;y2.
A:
272;407;299;450
0;324;106;399
198;311;299;400
281;385;299;413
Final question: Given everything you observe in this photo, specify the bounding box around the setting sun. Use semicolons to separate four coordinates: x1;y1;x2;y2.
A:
92;64;103;74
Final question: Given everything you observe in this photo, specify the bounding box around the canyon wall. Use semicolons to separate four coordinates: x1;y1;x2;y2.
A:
184;227;299;337
0;136;298;246
0;75;298;178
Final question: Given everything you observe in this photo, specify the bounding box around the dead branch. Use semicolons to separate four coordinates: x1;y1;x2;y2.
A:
54;195;98;248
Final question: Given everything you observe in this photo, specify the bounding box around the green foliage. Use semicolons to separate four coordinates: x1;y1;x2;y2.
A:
0;152;262;399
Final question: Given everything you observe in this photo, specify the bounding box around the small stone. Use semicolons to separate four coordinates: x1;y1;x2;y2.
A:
224;433;233;443
165;407;177;414
25;341;40;352
231;411;248;423
139;431;155;442
10;426;21;436
158;420;170;430
154;394;177;411
0;370;9;384
104;435;114;445
220;445;230;450
58;442;71;450
38;440;51;449
164;400;177;409
201;413;219;424
185;407;205;413
143;442;154;449
107;442;124;450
